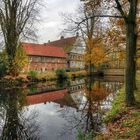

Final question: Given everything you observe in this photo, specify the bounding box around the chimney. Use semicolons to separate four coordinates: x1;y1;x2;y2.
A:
76;32;79;37
60;36;64;39
48;40;50;43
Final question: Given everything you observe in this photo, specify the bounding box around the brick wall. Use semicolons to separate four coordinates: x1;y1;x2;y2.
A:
24;56;67;72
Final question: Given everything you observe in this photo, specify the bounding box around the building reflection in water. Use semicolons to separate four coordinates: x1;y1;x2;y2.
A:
0;77;123;140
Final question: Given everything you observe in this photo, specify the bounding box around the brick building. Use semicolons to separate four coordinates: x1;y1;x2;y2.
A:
47;35;85;71
22;42;67;72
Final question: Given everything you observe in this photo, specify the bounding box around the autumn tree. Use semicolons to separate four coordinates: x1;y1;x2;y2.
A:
14;44;29;75
104;18;126;68
84;37;109;70
81;0;139;106
113;0;138;106
62;1;104;74
0;0;40;76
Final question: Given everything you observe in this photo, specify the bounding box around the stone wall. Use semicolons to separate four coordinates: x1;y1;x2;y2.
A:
103;68;125;76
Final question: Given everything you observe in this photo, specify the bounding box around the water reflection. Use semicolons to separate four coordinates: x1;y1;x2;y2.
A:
57;77;123;139
0;76;123;140
0;88;40;140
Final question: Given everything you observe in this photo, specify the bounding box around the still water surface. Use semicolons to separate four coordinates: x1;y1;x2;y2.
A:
0;76;123;140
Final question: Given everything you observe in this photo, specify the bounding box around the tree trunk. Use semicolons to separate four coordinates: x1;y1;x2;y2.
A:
124;0;138;106
6;42;18;76
125;22;137;106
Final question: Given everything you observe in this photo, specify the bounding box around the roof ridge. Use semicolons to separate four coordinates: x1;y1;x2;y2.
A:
22;42;65;49
22;42;42;45
48;36;77;43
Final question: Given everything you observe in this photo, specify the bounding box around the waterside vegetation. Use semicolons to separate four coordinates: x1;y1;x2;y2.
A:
95;86;140;140
0;69;87;86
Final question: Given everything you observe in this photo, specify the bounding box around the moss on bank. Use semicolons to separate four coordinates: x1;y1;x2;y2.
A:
95;88;140;140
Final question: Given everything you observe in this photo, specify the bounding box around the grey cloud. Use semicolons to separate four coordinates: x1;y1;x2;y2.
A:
35;0;81;43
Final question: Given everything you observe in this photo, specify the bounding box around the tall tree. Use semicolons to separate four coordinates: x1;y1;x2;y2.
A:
0;0;39;76
111;0;138;106
81;0;139;106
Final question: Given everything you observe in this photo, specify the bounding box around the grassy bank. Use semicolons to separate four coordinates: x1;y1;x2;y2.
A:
95;88;140;140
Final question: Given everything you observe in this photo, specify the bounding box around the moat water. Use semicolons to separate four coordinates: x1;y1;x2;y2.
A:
0;76;123;140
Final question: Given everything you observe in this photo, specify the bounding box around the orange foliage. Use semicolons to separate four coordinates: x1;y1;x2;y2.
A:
85;85;109;102
84;37;109;67
117;19;125;26
91;47;109;66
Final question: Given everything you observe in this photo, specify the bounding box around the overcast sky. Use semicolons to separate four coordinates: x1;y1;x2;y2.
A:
36;0;81;43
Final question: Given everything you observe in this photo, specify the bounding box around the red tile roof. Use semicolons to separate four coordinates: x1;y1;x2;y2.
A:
46;36;77;53
26;89;78;108
22;42;66;58
26;89;68;105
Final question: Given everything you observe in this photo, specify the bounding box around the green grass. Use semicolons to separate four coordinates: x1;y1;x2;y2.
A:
96;86;140;140
77;129;93;140
104;88;126;123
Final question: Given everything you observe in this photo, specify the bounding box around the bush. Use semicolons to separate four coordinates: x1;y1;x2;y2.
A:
0;52;8;78
66;69;70;72
27;70;38;81
0;63;7;78
56;79;68;88
37;71;56;81
55;69;68;80
77;129;93;140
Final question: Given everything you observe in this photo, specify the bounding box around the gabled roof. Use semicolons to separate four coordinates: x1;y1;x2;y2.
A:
22;42;66;58
47;36;77;53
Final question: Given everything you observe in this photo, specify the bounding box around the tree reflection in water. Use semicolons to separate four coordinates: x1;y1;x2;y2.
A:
0;88;40;140
58;77;122;139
